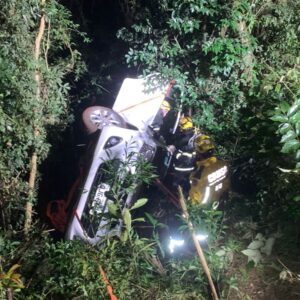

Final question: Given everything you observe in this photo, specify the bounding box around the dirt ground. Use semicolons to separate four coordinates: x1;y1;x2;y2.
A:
225;253;300;300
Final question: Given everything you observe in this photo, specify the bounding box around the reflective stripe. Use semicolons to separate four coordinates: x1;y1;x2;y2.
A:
202;186;210;204
183;152;194;158
212;201;219;210
175;152;182;159
174;166;194;172
208;175;226;186
176;151;194;159
188;136;195;149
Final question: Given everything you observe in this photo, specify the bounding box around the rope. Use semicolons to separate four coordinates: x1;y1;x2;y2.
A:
155;179;180;208
116;94;165;113
116;80;176;114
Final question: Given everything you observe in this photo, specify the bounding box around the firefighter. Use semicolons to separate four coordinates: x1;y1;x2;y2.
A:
160;100;171;117
189;135;229;207
150;99;172;134
168;116;198;191
174;116;195;150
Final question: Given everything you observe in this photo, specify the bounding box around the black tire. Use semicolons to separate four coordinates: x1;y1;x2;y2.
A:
82;106;126;134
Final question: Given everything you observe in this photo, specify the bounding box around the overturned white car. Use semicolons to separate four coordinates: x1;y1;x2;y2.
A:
64;76;180;244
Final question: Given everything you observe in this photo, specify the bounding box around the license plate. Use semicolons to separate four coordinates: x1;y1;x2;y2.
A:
89;183;110;215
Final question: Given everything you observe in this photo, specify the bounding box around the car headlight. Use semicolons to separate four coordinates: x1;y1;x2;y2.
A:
104;136;123;149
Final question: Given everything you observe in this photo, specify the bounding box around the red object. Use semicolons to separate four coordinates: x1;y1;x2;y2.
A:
100;266;118;300
46;199;68;232
165;79;176;98
46;167;83;232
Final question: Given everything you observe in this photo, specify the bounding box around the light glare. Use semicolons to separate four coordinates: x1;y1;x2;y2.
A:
168;237;185;253
196;234;208;241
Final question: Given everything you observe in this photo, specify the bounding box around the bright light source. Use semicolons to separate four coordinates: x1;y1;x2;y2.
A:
196;234;208;241
168;237;185;253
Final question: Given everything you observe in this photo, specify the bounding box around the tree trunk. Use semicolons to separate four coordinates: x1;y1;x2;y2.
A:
24;0;46;236
238;20;254;83
233;1;255;84
6;288;13;300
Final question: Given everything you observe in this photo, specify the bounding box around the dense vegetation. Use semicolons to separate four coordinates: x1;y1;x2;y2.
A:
1;0;299;299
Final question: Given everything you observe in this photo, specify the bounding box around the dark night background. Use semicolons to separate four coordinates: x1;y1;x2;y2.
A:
39;0;136;218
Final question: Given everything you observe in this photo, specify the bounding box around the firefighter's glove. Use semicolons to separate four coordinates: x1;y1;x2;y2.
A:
167;145;176;154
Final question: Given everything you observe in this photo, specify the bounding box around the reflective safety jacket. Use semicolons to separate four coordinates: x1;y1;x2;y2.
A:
189;157;229;206
171;126;199;171
173;150;197;173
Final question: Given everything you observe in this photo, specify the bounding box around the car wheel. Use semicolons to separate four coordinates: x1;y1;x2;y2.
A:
82;106;126;133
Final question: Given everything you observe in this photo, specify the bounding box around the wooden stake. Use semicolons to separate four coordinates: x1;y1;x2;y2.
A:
178;186;219;300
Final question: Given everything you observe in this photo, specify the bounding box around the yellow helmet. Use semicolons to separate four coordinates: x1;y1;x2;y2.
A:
160;100;171;116
194;134;215;153
179;116;193;131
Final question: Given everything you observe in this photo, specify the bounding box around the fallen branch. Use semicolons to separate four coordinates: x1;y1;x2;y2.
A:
178;186;219;300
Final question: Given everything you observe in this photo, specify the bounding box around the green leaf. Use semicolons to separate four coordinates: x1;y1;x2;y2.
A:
281;139;300;153
241;249;262;265
120;230;128;242
107;201;118;216
279;123;291;134
145;212;158;226
279;101;290;113
216;249;226;256
123;208;132;233
132;217;145;222
255;233;264;241
263;85;272;93
130;198;148;210
294;195;300;202
7;264;21;277
280;130;296;143
287;101;300;116
260;237;275;256
270;115;288;122
296;123;300;135
290;111;300;123
247;240;264;250
275;83;281;93
296;149;300;160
